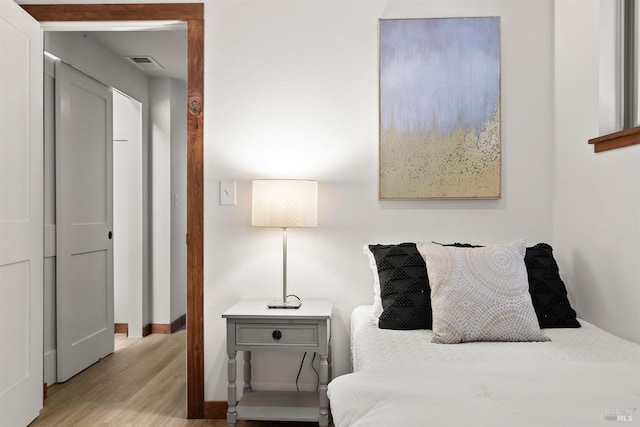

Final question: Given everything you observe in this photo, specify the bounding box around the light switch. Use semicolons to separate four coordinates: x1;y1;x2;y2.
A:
220;180;236;205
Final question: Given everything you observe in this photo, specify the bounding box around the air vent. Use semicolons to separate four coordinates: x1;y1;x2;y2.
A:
125;56;164;70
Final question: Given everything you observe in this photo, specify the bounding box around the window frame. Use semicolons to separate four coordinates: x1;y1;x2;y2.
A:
591;0;639;152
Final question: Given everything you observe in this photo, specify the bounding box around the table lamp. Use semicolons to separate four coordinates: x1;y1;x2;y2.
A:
252;179;318;309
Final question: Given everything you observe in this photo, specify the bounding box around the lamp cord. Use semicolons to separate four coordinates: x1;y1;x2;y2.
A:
286;294;301;302
295;352;307;392
311;352;319;391
295;351;320;392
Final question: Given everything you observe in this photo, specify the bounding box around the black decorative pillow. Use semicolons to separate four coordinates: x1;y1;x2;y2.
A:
525;243;580;328
368;243;432;330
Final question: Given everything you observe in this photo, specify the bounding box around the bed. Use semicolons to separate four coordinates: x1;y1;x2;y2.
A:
327;241;640;427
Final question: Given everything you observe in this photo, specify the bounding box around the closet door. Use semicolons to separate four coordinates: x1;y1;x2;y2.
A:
0;1;43;425
55;61;114;382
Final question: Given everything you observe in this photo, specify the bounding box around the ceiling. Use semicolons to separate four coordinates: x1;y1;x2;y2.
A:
89;29;187;81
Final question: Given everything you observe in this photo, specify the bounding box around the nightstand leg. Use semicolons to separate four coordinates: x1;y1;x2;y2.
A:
243;351;252;392
227;351;237;427
319;354;329;427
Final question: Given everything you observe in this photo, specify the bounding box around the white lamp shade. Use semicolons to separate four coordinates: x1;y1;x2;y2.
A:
252;179;318;228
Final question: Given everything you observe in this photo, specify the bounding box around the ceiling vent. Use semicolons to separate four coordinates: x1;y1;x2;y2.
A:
126;55;164;70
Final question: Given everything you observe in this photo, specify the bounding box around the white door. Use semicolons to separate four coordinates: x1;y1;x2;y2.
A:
0;2;44;426
55;61;114;382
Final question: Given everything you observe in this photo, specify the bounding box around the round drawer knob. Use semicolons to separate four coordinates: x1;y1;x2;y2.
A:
272;330;282;340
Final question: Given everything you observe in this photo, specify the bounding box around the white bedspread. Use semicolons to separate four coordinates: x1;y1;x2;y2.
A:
328;306;640;427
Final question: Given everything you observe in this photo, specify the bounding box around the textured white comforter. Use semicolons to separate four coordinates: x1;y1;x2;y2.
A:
328;306;640;427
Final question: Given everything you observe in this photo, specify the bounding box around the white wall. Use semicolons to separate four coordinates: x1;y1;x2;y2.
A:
113;92;144;337
205;0;555;399
150;76;187;325
150;77;172;324
553;0;640;344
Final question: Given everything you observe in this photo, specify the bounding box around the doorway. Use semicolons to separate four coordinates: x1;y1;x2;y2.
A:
44;56;149;385
22;4;205;419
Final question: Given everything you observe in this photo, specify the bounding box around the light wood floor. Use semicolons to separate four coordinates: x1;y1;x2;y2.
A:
30;330;318;427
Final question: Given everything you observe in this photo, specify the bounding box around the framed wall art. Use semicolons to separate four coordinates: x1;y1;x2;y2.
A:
379;17;501;199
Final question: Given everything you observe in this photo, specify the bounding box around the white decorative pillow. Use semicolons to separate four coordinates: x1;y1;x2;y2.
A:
363;245;383;317
417;240;549;344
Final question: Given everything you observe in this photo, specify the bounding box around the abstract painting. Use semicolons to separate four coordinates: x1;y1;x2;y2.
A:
379;17;501;199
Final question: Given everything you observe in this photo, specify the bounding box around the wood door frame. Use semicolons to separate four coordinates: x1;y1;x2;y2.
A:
22;3;205;419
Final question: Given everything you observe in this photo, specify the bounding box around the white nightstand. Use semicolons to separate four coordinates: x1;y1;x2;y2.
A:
222;299;333;427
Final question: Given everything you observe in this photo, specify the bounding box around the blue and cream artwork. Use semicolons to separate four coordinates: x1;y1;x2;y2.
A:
379;17;501;199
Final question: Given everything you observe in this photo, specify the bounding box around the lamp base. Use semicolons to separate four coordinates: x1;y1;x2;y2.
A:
267;299;302;309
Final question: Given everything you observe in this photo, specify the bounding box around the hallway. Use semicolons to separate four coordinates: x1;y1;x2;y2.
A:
31;330;200;426
30;331;317;426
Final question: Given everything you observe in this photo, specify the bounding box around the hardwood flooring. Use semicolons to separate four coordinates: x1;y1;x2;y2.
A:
30;330;318;427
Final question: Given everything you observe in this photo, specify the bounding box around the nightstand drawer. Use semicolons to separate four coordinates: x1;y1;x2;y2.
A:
236;323;318;347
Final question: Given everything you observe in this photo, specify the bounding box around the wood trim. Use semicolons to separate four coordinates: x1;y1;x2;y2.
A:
171;313;187;332
204;401;227;419
22;5;205;418
121;322;183;335
186;14;205;421
21;3;204;21
141;314;187;335
588;126;640;152
142;324;152;338
151;323;171;334
114;323;129;335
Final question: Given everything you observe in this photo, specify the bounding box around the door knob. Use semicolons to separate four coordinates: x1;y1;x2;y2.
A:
108;231;113;239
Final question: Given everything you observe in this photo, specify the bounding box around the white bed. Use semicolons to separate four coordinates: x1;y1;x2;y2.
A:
327;305;640;427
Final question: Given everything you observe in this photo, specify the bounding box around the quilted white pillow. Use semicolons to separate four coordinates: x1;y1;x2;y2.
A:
417;240;549;344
